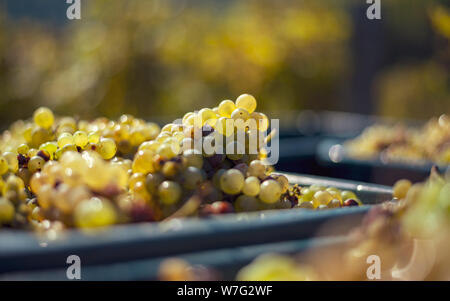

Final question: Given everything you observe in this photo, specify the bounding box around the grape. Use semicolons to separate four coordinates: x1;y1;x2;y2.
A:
183;167;205;190
0;197;15;224
3;152;19;172
0;156;9;175
235;195;260;212
220;169;244;195
145;173;164;194
139;140;161;152
31;127;53;147
236;94;257;114
158;143;179;159
2;175;25;196
231;108;250;121
272;174;289;193
393;179;412;199
218;100;236;118
73;131;88;147
328;199;341;208
33;107;54;129
62;144;78;154
212;169;226;189
259;180;282;204
158;181;182;205
28;156;45;173
57;133;74;148
183;149;203;169
132;181;151;202
215;117;234;137
198;108;217;127
248;160;266;178
88;132;100;144
309;184;326;192
341;190;357;201
300;188;314;201
132;150;155;174
40;142;58;159
17;144;29;155
98;138;117;159
74;197;117;228
243;176;260;196
313;191;333;207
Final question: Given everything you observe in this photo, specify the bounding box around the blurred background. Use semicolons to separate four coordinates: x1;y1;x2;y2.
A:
0;0;448;129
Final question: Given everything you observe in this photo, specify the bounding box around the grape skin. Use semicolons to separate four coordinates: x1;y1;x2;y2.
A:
220;169;244;195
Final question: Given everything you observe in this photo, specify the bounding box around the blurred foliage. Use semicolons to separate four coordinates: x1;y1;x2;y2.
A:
0;0;350;127
0;0;448;129
376;3;450;120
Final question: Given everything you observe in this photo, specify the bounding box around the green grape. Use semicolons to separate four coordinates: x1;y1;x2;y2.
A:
0;197;15;224
62;144;78;154
259;180;282;204
3;152;18;173
220;169;244;195
31;127;52;147
199;108;217;127
129;173;145;190
98;138;117;160
0;156;9;175
235;94;257;114
139;140;161;152
33;107;54;129
17;144;29;155
300;188;314;201
132;150;155;174
145;173;164;194
393;179;412;199
88;132;100;144
40;142;58;159
17;167;31;187
2;175;25;196
297;201;314;209
341;190;357;201
183;167;205;190
28;156;45;173
182;112;194;125
272;174;289;193
57;132;74;148
231;108;250;121
248;160;266;179
309;184;326;192
235;195;260;212
74;197;117;228
328;199;341;208
313;191;333;207
183;149;203;169
158;181;182;205
157;143;178;158
218;100;236;118
212;169;226;189
243;176;260;197
215;117;234;137
73;131;88;147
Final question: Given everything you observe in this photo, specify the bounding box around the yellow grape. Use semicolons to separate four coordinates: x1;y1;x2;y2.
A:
33;107;54;129
236;94;257;114
218;100;236;118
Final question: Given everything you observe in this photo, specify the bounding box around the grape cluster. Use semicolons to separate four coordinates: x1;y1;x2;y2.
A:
0;94;361;232
293;184;361;210
346;114;450;165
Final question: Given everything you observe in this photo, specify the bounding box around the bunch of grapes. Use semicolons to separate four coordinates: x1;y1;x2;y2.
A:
345;114;450;165
0;93;362;232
